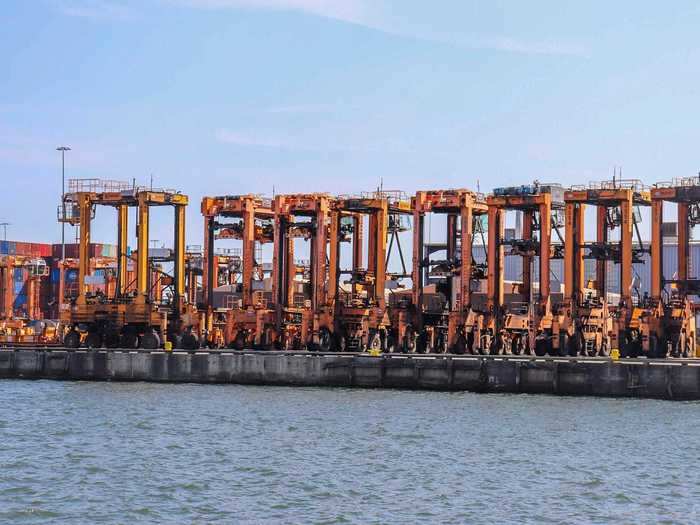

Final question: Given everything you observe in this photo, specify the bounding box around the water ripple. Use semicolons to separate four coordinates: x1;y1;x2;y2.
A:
0;381;699;523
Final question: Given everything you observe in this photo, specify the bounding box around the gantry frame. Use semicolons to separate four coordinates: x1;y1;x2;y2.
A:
486;183;564;355
564;179;650;355
59;179;190;349
647;178;699;356
272;193;334;350
330;190;412;352
411;189;488;353
201;194;275;348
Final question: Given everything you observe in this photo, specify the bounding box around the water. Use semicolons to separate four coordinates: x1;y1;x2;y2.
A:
0;381;698;524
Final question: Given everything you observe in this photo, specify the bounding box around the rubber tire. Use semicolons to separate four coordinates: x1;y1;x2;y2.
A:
233;332;246;351
534;338;547;357
64;330;81;349
140;331;161;350
558;334;570;357
182;332;199;350
120;332;139;349
415;331;428;354
453;334;467;355
105;332;121;349
170;334;183;350
368;332;381;352
318;328;332;352
384;333;396;354
85;332;102;349
403;329;416;354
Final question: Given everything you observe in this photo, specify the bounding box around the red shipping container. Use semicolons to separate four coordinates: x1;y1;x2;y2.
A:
15;242;31;256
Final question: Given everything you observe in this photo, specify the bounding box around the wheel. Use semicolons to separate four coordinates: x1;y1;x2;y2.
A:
511;335;522;355
120;331;139;349
621;333;639;358
683;337;692;358
436;334;448;354
491;333;504;355
416;331;428;354
453;334;467;355
466;331;476;354
368;332;381;352
403;327;416;353
85;331;102;349
318;327;332;352
105;331;121;349
169;334;183;350
182;332;199;350
655;337;668;358
571;331;582;356
232;331;246;350
534;337;547;357
559;333;571;357
502;337;512;355
140;331;161;350
384;332;396;353
648;335;658;358
64;330;81;349
258;329;273;350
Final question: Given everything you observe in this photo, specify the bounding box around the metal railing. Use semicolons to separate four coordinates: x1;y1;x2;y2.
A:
654;176;700;189
67;178;131;194
56;202;83;223
571;179;647;192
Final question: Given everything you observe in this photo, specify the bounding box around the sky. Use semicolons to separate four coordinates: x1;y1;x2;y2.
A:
2;0;700;247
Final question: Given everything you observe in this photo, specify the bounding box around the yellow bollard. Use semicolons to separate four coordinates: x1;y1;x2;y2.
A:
164;341;173;352
610;348;620;360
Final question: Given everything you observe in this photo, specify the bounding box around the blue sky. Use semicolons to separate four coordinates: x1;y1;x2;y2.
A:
2;0;700;245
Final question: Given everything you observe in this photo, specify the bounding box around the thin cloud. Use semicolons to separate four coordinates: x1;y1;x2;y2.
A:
216;129;293;149
170;0;587;57
167;0;370;25
57;0;588;57
265;103;334;114
55;0;135;20
215;128;416;154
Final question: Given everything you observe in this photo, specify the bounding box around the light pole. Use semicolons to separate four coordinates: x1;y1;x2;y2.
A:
56;146;71;263
0;222;9;241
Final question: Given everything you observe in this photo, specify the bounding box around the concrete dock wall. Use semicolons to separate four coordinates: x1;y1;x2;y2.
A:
1;349;699;400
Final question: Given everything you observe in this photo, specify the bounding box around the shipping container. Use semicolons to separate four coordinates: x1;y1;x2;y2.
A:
15;242;30;256
13;294;27;308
